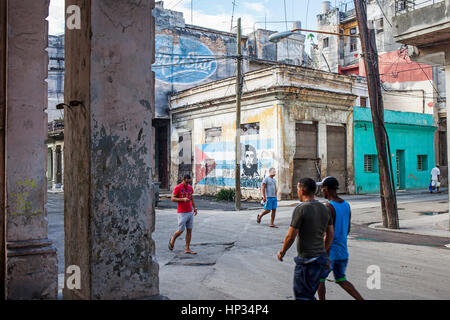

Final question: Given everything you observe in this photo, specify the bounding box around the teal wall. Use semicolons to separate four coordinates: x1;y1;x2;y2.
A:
353;107;436;194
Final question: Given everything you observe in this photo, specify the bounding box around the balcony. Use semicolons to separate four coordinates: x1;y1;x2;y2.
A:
393;0;450;48
48;119;64;138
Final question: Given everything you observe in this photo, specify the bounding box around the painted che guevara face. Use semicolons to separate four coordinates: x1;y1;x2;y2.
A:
245;150;255;169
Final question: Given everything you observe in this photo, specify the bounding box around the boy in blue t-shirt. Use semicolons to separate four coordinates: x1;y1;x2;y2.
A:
317;176;364;300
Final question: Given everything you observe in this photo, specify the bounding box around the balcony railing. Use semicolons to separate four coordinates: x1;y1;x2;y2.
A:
48;119;64;135
395;0;445;15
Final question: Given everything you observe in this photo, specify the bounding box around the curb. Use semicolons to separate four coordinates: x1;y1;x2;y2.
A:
368;221;450;238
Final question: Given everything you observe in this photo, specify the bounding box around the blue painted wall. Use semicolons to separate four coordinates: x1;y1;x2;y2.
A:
353;107;436;194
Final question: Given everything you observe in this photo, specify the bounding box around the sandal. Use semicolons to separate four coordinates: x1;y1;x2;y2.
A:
168;237;174;251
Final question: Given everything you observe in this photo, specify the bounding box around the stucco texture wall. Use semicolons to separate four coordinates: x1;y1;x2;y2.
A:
172;104;280;199
354;107;436;194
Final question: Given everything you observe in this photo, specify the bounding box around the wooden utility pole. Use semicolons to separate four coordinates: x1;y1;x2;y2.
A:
354;0;399;229
235;17;242;211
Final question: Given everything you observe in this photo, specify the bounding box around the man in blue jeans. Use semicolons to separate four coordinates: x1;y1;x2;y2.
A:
317;176;364;300
277;178;334;300
257;168;278;227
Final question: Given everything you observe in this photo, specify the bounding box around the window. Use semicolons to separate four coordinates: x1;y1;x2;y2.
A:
323;37;329;48
350;27;357;35
205;127;222;143
364;155;377;173
350;37;358;52
417;155;428;171
375;18;384;33
241;122;260;136
360;97;367;108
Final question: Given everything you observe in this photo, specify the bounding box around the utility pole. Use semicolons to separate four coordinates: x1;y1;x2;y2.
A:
235;17;242;211
354;0;399;229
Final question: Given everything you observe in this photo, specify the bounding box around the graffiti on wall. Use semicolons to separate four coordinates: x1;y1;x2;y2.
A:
153;34;218;85
195;139;273;189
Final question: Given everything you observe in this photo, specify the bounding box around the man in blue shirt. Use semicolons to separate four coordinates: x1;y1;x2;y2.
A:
317;176;364;300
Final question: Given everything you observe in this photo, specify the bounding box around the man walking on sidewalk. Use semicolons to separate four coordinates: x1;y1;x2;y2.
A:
277;178;334;300
169;174;198;255
317;176;364;300
257;168;278;227
430;164;441;193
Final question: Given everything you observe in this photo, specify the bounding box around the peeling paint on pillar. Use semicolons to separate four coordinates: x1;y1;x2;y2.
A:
5;0;57;299
65;0;159;299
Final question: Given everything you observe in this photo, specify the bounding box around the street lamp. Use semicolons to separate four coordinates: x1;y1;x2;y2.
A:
268;28;359;43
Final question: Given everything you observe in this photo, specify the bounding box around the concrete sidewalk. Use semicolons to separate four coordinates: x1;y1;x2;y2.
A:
370;213;450;238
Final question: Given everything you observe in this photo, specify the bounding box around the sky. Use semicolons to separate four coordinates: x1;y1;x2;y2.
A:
48;0;337;36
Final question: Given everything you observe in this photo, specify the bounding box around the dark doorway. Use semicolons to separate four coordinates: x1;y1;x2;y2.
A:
396;150;406;190
292;122;320;198
327;125;347;193
177;130;193;184
154;119;169;189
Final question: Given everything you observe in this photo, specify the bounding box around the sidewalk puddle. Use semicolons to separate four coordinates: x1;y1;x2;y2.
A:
418;211;448;216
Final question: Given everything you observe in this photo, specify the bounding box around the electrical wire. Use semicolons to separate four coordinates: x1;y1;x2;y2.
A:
375;0;393;27
169;0;186;10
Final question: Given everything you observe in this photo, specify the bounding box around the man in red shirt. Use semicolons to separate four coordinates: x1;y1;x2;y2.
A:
168;174;198;254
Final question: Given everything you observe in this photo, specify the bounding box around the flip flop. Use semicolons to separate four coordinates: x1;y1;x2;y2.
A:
269;225;278;228
257;214;261;224
185;250;197;255
168;237;174;251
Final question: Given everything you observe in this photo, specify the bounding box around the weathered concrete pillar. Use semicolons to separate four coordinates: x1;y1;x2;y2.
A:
64;0;159;299
5;0;58;299
51;146;57;189
0;0;7;300
445;48;450;229
61;146;64;187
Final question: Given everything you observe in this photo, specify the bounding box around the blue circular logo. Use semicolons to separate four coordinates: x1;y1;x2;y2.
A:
153;35;218;85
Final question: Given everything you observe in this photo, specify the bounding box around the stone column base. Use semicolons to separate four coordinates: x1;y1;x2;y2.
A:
6;239;58;299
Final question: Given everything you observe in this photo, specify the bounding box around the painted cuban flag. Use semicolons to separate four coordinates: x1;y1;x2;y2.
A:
195;138;274;189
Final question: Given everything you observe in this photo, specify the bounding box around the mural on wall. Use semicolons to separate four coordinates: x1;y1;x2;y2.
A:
194;139;273;189
153;34;218;85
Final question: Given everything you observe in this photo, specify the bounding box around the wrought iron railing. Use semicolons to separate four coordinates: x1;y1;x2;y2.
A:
395;0;445;15
48;119;64;134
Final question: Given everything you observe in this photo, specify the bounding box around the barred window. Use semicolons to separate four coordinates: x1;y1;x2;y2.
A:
364;155;376;173
417;155;428;171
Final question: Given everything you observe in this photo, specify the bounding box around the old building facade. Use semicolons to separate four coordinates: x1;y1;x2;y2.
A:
46;34;65;191
170;65;361;199
392;0;450;226
170;64;437;197
152;2;249;189
315;0;446;186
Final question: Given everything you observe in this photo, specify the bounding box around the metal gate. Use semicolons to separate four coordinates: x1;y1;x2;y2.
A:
326;125;347;193
292;122;320;197
177;131;192;183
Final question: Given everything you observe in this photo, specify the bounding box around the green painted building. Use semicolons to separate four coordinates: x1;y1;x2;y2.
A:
353;107;436;194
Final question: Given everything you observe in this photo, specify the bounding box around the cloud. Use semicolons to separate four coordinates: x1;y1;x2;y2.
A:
243;2;266;13
175;6;258;35
48;0;65;35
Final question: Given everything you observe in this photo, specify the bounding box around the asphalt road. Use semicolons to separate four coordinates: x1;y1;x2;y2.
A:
47;190;450;299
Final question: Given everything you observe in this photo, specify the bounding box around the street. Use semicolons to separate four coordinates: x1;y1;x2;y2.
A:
48;190;450;300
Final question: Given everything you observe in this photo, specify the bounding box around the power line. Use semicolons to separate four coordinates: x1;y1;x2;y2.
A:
305;0;310;29
169;0;185;10
283;0;288;30
375;0;393;27
230;0;237;32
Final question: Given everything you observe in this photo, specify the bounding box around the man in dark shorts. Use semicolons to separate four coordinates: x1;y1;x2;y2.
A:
277;178;334;300
169;174;198;255
317;176;364;300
